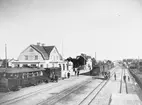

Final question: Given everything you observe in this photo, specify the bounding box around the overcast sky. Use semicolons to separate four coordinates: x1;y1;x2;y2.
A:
0;0;142;60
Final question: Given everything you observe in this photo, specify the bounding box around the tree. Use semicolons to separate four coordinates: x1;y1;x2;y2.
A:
92;58;97;67
76;56;87;66
1;59;8;68
65;57;80;68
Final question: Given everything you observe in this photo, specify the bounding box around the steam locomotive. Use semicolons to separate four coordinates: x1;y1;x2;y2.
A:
90;64;111;80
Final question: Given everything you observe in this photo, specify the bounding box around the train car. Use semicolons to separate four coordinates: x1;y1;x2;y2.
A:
0;67;61;92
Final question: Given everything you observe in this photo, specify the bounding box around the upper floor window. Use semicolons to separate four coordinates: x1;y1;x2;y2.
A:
67;64;69;70
29;48;34;52
35;55;38;60
53;49;56;53
50;56;53;60
25;55;28;60
54;56;55;61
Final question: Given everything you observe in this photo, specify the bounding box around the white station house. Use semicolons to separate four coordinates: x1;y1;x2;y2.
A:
12;43;73;78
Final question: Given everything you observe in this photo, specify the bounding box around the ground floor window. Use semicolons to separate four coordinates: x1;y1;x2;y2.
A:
63;64;65;70
40;64;43;68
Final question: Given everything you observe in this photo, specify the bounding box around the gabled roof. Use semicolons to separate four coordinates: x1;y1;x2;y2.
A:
43;46;54;57
30;45;55;60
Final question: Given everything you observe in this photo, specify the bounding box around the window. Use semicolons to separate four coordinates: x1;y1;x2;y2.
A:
40;64;43;68
25;55;28;60
63;64;65;70
32;73;35;77
67;64;69;70
28;72;33;77
36;72;39;76
59;64;61;68
40;71;43;76
35;55;38;60
31;64;36;67
54;56;55;61
29;48;34;52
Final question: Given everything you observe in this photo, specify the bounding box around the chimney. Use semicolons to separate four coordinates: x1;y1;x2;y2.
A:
37;42;40;46
42;43;45;46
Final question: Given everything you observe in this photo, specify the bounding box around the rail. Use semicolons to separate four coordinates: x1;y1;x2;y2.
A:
119;67;123;93
119;67;128;94
124;69;128;94
37;80;92;105
0;77;81;105
78;69;116;105
39;67;115;105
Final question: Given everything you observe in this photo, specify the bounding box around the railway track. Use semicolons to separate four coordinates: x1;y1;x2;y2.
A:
0;68;115;105
78;79;107;105
37;79;92;105
119;68;128;94
77;70;115;105
0;77;84;105
39;69;115;105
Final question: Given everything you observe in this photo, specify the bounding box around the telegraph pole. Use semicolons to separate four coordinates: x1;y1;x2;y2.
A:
5;44;7;69
138;56;140;69
62;39;64;60
95;52;96;62
5;44;7;72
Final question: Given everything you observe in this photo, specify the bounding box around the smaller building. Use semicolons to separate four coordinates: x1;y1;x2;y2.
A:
8;58;17;68
86;57;92;70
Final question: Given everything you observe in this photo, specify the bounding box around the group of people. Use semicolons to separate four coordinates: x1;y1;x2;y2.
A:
123;75;130;82
50;72;58;82
65;69;79;79
74;68;80;76
114;72;130;82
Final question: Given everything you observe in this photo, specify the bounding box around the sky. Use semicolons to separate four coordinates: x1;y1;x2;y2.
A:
0;0;142;60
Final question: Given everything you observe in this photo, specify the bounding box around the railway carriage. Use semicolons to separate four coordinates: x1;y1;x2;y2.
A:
0;67;61;92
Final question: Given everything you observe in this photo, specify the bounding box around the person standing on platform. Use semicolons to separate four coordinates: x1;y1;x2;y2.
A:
114;73;116;80
67;71;70;78
77;70;79;76
128;76;130;81
123;75;126;82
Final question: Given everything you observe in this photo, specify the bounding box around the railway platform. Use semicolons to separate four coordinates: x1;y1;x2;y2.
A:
107;67;142;105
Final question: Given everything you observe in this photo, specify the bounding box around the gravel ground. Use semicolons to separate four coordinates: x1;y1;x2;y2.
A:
1;67;140;105
0;75;91;105
0;69;90;101
54;79;103;105
89;74;121;105
52;67;118;105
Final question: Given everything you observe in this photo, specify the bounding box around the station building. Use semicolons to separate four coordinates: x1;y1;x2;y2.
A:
11;43;73;78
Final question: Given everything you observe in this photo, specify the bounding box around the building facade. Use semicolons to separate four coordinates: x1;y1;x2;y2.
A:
12;43;73;78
